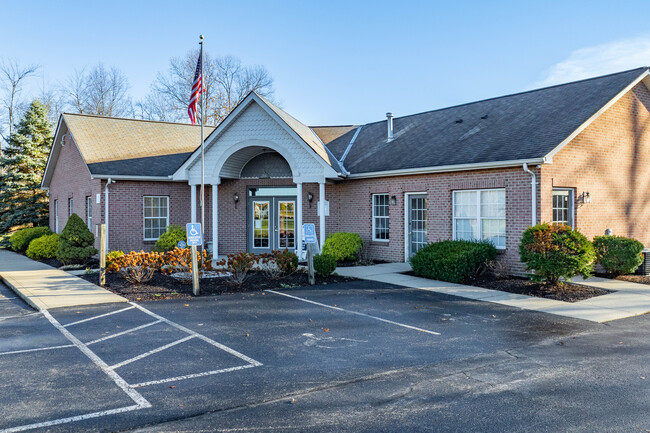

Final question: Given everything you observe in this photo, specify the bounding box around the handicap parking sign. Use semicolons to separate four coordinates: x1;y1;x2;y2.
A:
303;223;317;244
186;223;202;246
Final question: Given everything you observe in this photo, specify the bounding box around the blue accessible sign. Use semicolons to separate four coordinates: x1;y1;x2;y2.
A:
303;223;317;244
186;223;202;246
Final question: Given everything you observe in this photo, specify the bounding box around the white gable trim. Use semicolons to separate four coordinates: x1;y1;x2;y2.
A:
544;69;650;161
172;93;340;181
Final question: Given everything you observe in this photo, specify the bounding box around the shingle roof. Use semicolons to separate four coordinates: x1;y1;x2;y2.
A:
326;67;649;175
310;125;358;144
87;152;193;177
63;113;215;165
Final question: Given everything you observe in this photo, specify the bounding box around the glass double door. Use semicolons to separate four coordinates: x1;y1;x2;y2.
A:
249;197;296;254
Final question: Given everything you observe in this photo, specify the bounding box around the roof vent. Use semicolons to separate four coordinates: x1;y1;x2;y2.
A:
455;119;463;124
386;112;394;140
481;114;488;119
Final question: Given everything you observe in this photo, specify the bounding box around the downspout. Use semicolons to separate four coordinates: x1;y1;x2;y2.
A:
104;178;114;254
522;163;536;226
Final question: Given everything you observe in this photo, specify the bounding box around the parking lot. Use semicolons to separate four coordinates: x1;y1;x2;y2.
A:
0;280;647;433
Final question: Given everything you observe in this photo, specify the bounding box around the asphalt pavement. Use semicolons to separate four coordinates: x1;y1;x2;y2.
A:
0;280;647;433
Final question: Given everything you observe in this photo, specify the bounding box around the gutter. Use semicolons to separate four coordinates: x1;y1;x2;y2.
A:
104;178;114;255
91;174;178;182
346;158;547;179
522;163;537;226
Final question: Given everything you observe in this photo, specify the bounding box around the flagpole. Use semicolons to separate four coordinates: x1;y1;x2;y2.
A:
199;35;205;248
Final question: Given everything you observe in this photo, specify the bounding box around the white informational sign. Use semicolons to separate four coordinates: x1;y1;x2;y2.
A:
317;200;330;216
186;223;202;246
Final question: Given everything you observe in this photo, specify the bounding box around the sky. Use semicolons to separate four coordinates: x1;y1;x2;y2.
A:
2;0;650;126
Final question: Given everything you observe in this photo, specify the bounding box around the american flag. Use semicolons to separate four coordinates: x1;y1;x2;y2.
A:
187;49;202;125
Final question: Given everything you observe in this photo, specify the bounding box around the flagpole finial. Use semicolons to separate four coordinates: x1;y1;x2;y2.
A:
200;35;204;40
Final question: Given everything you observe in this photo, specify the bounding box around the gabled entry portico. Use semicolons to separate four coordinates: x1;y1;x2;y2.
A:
174;92;342;257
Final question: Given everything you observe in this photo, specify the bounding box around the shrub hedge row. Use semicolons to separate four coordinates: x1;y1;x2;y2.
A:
410;240;497;283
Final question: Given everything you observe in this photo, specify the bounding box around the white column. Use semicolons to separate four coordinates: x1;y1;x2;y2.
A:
212;183;218;257
296;182;303;257
319;181;326;249
190;184;197;223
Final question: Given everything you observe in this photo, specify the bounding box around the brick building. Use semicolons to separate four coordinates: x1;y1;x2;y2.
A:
41;68;650;273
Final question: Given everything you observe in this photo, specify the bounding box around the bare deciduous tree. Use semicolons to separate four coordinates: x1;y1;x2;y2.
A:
61;64;133;117
0;60;40;155
139;51;274;125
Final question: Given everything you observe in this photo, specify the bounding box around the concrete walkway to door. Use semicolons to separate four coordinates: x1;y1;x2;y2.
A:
334;262;650;323
0;249;126;310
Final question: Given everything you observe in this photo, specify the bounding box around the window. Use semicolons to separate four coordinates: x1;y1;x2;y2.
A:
86;196;92;230
552;189;574;226
143;196;169;240
54;200;59;233
453;189;506;249
68;198;73;217
372;194;390;241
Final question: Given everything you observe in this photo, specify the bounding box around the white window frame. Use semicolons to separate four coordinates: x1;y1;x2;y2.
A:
372;193;390;242
143;196;169;241
86;196;92;230
452;188;506;249
68;197;73;217
552;188;575;227
54;200;59;234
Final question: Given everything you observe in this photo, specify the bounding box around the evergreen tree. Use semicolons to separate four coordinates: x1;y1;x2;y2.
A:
0;100;53;233
56;213;97;264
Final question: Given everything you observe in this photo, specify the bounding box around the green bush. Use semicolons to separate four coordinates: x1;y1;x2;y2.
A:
106;250;125;268
153;224;187;252
593;235;644;276
314;253;337;276
56;214;98;264
10;227;51;252
26;234;59;259
322;232;363;262
410;240;497;283
519;223;595;285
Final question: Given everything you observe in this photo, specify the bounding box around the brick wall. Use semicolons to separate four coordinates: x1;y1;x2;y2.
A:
329;167;536;273
48;133;102;249
540;82;650;247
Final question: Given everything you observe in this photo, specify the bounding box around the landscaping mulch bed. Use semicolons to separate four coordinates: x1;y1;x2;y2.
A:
79;270;357;301
402;271;611;302
612;274;650;285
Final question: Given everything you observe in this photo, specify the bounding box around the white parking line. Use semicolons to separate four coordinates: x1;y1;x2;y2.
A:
63;306;135;327
0;404;142;433
86;320;162;345
130;302;263;367
266;290;441;336
0;344;75;356
110;335;195;370
0;297;16;301
0;312;41;322
131;364;257;388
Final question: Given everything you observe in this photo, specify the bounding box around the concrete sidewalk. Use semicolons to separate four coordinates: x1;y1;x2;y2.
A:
0;249;126;310
335;263;650;323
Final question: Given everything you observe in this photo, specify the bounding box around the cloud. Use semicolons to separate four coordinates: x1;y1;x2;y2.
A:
537;36;650;87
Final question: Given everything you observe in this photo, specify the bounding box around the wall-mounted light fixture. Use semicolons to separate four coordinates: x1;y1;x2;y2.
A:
308;192;314;208
579;191;591;204
233;192;239;208
390;195;397;206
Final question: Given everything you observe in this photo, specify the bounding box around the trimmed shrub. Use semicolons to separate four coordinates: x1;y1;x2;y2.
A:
322;232;363;262
410;240;497;283
593;235;644;276
519;223;595;285
153;225;187;252
56;214;98;264
10;227;51;252
26;234;59;260
314;253;337;276
106;250;125;268
226;252;256;286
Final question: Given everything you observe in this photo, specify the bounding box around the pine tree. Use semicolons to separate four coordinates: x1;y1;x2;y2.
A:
0;100;53;233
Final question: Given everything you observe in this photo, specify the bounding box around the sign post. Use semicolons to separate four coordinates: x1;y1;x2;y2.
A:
303;223;317;285
186;223;202;296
